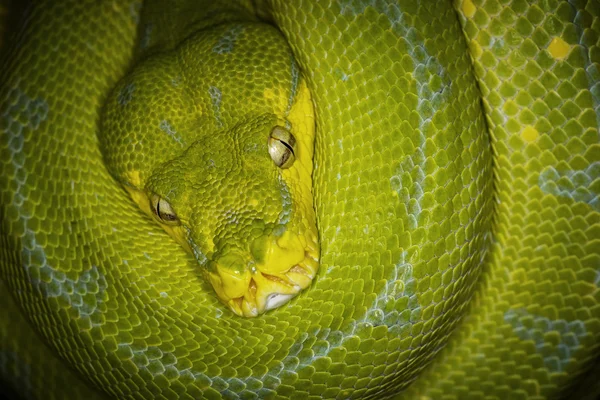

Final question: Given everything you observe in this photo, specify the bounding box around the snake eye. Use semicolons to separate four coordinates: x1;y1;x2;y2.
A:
150;194;179;225
268;126;296;169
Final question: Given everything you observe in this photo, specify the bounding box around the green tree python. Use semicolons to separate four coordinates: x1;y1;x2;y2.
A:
0;0;599;399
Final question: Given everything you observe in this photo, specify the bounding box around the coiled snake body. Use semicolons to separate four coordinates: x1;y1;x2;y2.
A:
0;1;599;399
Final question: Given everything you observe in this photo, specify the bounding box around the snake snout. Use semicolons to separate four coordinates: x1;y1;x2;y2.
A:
207;230;318;317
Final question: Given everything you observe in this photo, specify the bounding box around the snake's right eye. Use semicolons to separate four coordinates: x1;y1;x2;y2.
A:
150;194;180;225
268;126;296;169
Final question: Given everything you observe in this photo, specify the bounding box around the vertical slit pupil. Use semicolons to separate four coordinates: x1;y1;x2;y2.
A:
279;139;294;156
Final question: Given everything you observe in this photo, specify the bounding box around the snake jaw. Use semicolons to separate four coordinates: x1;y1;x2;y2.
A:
213;257;318;317
207;231;319;317
265;293;295;311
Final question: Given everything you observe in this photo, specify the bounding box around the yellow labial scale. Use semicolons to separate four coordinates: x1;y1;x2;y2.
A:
285;273;311;288
209;273;240;309
521;126;539;143
252;271;298;302
548;37;571;60
297;231;307;249
216;263;251;299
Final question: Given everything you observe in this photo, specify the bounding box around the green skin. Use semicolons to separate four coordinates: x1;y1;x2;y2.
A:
101;21;319;317
0;1;599;400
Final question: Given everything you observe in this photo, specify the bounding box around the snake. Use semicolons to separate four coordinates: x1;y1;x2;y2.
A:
0;0;599;399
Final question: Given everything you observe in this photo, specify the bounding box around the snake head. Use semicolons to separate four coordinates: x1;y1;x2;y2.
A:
100;22;318;317
205;225;319;317
139;112;318;317
107;101;318;317
116;112;319;317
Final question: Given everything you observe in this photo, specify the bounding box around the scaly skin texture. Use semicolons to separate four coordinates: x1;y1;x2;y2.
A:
0;1;598;400
100;21;319;317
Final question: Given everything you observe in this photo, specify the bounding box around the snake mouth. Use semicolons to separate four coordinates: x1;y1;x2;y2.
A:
211;251;319;317
202;228;320;317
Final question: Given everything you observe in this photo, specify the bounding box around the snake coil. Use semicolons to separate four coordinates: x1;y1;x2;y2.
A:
1;0;599;399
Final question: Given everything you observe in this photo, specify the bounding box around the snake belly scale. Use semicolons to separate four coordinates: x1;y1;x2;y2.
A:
0;0;598;399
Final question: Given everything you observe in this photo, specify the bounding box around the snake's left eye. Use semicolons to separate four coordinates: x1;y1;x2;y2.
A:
268;126;296;169
150;194;180;225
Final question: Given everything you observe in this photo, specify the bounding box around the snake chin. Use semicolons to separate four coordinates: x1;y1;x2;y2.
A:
265;293;295;311
217;254;318;317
